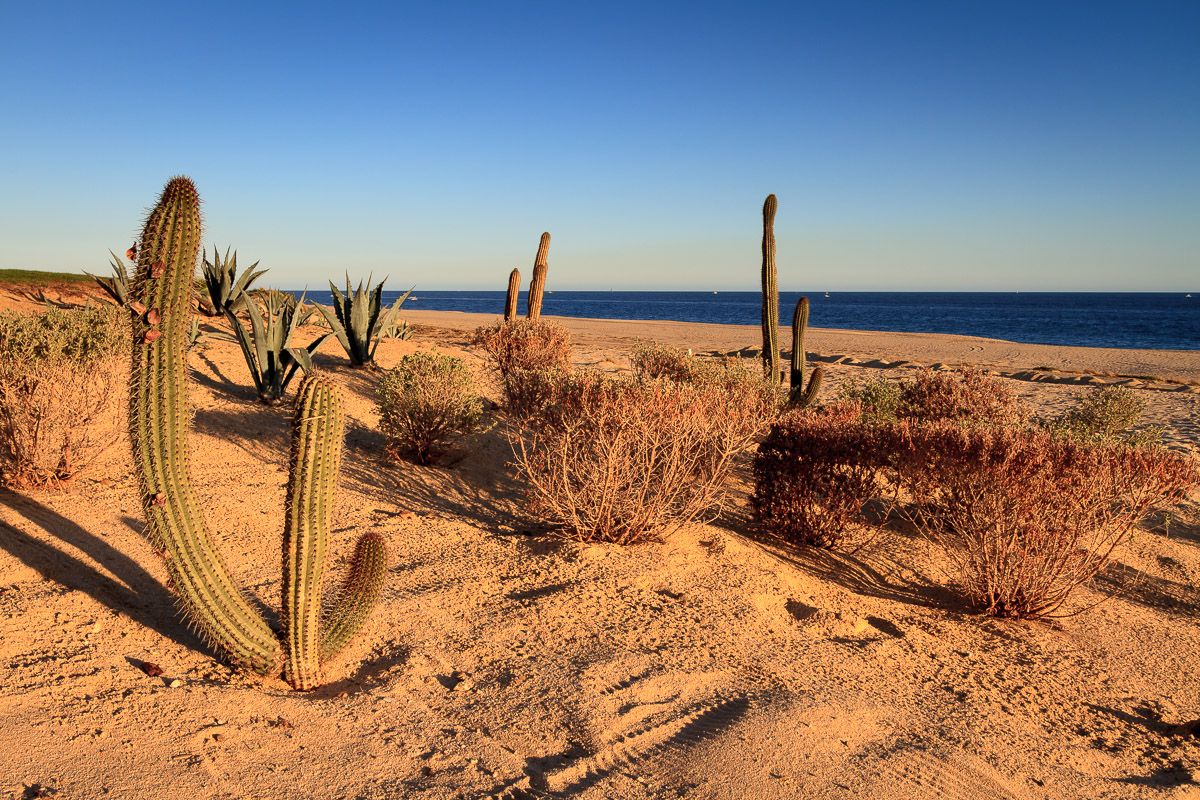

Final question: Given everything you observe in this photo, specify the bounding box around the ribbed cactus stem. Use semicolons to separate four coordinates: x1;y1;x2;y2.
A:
790;296;809;392
281;375;346;691
761;195;780;384
504;268;521;321
788;297;824;408
799;365;824;408
526;232;551;321
320;531;389;662
127;177;280;674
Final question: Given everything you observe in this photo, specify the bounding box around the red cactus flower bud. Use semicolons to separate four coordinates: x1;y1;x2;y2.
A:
142;329;162;344
145;310;160;325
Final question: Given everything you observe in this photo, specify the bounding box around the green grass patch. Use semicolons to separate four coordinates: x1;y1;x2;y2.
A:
0;268;91;285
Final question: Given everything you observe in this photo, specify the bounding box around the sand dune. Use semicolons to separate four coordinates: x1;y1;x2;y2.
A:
2;301;1199;799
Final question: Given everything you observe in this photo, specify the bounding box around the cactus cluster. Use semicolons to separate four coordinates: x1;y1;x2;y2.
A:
127;177;387;689
759;194;822;408
788;297;824;408
526;232;551;321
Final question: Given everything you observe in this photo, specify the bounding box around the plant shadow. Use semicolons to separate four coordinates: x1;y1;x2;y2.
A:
0;490;210;655
341;417;524;532
718;501;960;612
1091;561;1200;616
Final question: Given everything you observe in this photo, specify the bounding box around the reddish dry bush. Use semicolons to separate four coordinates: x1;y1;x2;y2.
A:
894;422;1199;618
472;319;572;415
899;367;1029;427
510;371;771;544
752;402;893;549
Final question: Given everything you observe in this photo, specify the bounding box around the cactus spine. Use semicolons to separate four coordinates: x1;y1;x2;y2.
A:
761;195;781;384
128;177;281;674
281;375;345;690
788;297;824;407
127;177;387;689
526;232;551;321
504;267;521;321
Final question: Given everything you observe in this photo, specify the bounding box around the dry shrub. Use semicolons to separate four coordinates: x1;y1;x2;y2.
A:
472;319;572;415
510;370;772;544
1049;385;1162;447
899;367;1028;427
0;306;127;488
753;402;891;549
894;421;1199;618
377;351;483;465
631;340;695;382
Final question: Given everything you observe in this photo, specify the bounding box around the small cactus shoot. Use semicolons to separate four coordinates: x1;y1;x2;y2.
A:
504;267;521;321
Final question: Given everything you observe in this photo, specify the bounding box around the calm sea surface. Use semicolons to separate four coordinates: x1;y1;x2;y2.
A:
296;290;1199;351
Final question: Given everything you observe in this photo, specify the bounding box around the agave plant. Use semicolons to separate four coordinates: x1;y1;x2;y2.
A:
201;246;267;316
86;251;131;306
228;291;329;405
316;274;412;367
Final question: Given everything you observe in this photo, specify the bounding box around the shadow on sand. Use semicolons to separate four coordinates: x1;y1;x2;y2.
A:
0;489;209;655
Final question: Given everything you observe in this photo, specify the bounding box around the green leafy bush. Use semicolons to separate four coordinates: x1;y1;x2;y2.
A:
377;352;483;465
1049;386;1162;447
0;306;126;487
838;375;901;423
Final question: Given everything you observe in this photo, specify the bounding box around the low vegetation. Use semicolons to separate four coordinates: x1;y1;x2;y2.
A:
377;351;483;465
1048;385;1163;446
894;421;1197;618
510;365;774;544
473;318;573;416
897;366;1029;427
317;275;412;367
0;305;126;488
753;402;890;550
755;367;1200;618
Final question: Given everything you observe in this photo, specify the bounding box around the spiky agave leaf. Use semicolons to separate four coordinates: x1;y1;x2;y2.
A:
230;291;328;403
202;246;267;316
86;251;131;306
315;273;412;367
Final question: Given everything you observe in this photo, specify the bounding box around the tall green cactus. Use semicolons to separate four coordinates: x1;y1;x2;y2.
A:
129;177;281;675
788;297;824;408
761;195;780;384
504;267;521;321
527;232;551;321
127;177;387;689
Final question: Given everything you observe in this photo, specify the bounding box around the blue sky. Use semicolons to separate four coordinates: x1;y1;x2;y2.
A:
1;1;1196;291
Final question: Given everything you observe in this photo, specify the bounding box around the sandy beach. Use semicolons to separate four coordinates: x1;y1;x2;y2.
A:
2;292;1200;799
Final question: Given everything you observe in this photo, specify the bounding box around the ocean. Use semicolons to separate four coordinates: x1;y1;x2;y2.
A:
296;290;1199;351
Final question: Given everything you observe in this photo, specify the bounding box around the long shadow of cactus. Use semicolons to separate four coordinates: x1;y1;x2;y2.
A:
0;490;209;654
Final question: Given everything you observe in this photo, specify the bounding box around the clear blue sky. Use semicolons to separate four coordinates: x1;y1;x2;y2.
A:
1;1;1196;291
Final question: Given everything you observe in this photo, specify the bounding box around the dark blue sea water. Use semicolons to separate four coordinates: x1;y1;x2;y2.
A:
297;290;1200;351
